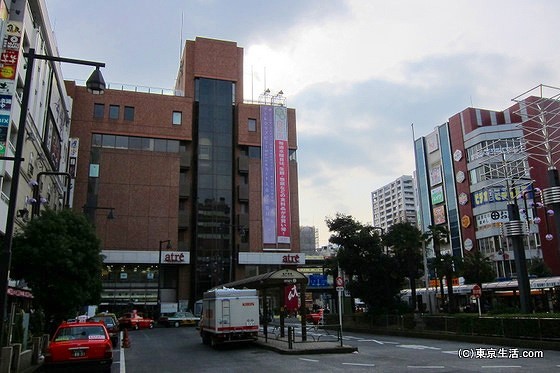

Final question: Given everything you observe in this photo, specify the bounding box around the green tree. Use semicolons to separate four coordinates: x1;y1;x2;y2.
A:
423;225;455;312
461;250;496;287
11;209;103;329
326;213;404;313
528;258;552;278
382;222;423;311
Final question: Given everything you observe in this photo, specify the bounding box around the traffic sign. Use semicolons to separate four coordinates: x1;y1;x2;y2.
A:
335;276;344;291
472;284;481;298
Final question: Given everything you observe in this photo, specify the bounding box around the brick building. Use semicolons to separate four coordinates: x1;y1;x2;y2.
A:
66;37;301;313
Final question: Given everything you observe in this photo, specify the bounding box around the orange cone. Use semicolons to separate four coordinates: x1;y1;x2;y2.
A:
122;328;131;348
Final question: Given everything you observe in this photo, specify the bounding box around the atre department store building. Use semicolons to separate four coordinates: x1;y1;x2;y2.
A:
66;37;301;313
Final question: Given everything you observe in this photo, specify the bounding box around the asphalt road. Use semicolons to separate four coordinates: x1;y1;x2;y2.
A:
114;326;560;372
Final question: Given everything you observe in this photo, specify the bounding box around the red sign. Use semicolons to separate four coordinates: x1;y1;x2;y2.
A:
472;284;482;298
284;284;299;312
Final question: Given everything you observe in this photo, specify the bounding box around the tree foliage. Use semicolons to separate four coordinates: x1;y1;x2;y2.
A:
11;209;103;325
423;224;458;312
528;258;552;278
383;222;423;311
461;250;496;286
326;213;404;313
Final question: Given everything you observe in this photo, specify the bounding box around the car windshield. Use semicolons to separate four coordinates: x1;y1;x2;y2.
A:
91;316;115;327
54;325;106;342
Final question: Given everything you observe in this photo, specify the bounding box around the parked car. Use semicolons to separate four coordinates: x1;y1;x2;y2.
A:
118;311;154;330
89;312;119;346
305;309;324;325
43;320;113;372
159;311;200;327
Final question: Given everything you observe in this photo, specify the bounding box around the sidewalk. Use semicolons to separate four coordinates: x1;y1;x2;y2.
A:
256;319;358;355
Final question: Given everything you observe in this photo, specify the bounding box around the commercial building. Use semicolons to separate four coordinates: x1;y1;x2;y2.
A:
67;37;301;313
414;87;560;277
0;0;74;309
371;175;416;232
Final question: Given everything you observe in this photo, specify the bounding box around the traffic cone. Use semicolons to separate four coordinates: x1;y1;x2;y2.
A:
122;328;131;348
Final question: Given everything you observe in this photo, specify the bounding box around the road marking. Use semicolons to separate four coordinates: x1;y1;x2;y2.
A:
120;334;126;373
357;339;384;344
408;366;445;369
299;358;319;362
442;350;457;354
398;344;441;350
342;363;376;367
481;366;522;369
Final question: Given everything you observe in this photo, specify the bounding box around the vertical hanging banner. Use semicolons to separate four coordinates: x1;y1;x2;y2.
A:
274;107;291;243
0;21;21;156
261;106;276;244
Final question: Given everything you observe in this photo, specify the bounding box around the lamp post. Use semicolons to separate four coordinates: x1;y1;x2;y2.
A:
31;171;72;218
158;239;172;318
0;48;105;345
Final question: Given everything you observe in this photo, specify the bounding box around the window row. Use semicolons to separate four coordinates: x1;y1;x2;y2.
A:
93;103;183;126
91;133;181;153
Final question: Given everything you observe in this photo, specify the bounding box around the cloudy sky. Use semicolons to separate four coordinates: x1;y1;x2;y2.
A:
45;0;560;246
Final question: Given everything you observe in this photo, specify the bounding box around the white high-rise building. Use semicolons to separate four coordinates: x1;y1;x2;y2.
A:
371;175;416;231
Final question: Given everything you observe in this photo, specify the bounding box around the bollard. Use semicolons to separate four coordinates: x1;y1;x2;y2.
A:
122;329;131;348
287;326;293;349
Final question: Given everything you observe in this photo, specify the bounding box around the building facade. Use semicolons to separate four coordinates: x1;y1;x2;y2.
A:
67;37;301;313
0;0;74;307
415;90;560;277
371;175;416;232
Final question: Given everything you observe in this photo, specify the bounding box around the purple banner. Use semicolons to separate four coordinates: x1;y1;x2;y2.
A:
261;106;276;244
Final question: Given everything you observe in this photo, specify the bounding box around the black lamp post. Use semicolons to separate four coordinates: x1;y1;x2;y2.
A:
30;171;71;218
158;239;172;318
0;48;105;345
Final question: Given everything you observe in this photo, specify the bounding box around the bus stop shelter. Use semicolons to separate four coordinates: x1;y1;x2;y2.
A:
217;268;311;341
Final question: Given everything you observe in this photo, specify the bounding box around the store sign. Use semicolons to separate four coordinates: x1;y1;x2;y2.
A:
282;254;300;264
163;252;186;263
458;193;469;205
238;252;306;265
461;215;471;228
453;149;463;161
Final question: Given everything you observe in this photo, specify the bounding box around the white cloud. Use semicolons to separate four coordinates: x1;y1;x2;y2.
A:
46;0;560;245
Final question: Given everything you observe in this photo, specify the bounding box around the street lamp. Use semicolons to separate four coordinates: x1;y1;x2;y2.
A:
30;171;72;218
157;240;172;318
0;48;105;345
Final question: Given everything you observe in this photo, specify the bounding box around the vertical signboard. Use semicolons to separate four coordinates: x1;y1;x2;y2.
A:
274;106;291;243
0;20;21;156
261;105;291;246
261;106;276;244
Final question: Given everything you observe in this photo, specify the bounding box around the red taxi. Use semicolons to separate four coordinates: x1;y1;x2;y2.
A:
43;320;113;372
118;311;154;330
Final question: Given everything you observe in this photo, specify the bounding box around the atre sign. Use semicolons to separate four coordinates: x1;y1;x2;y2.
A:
161;251;187;264
238;252;306;265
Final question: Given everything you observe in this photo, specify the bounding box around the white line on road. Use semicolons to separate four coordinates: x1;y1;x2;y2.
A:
120;331;126;373
407;366;445;369
342;363;376;367
357;339;384;344
442;350;458;354
299;358;319;362
481;366;522;369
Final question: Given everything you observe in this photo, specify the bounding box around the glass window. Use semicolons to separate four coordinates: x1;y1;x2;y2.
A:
173;111;182;125
141;138;153;151
102;135;116;148
115;136;128;149
124;106;135;121
129;137;142;150
92;134;102;147
248;118;256;132
109;105;119;120
167;140;180;153
93;103;104;118
154;139;167;152
248;146;260;159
